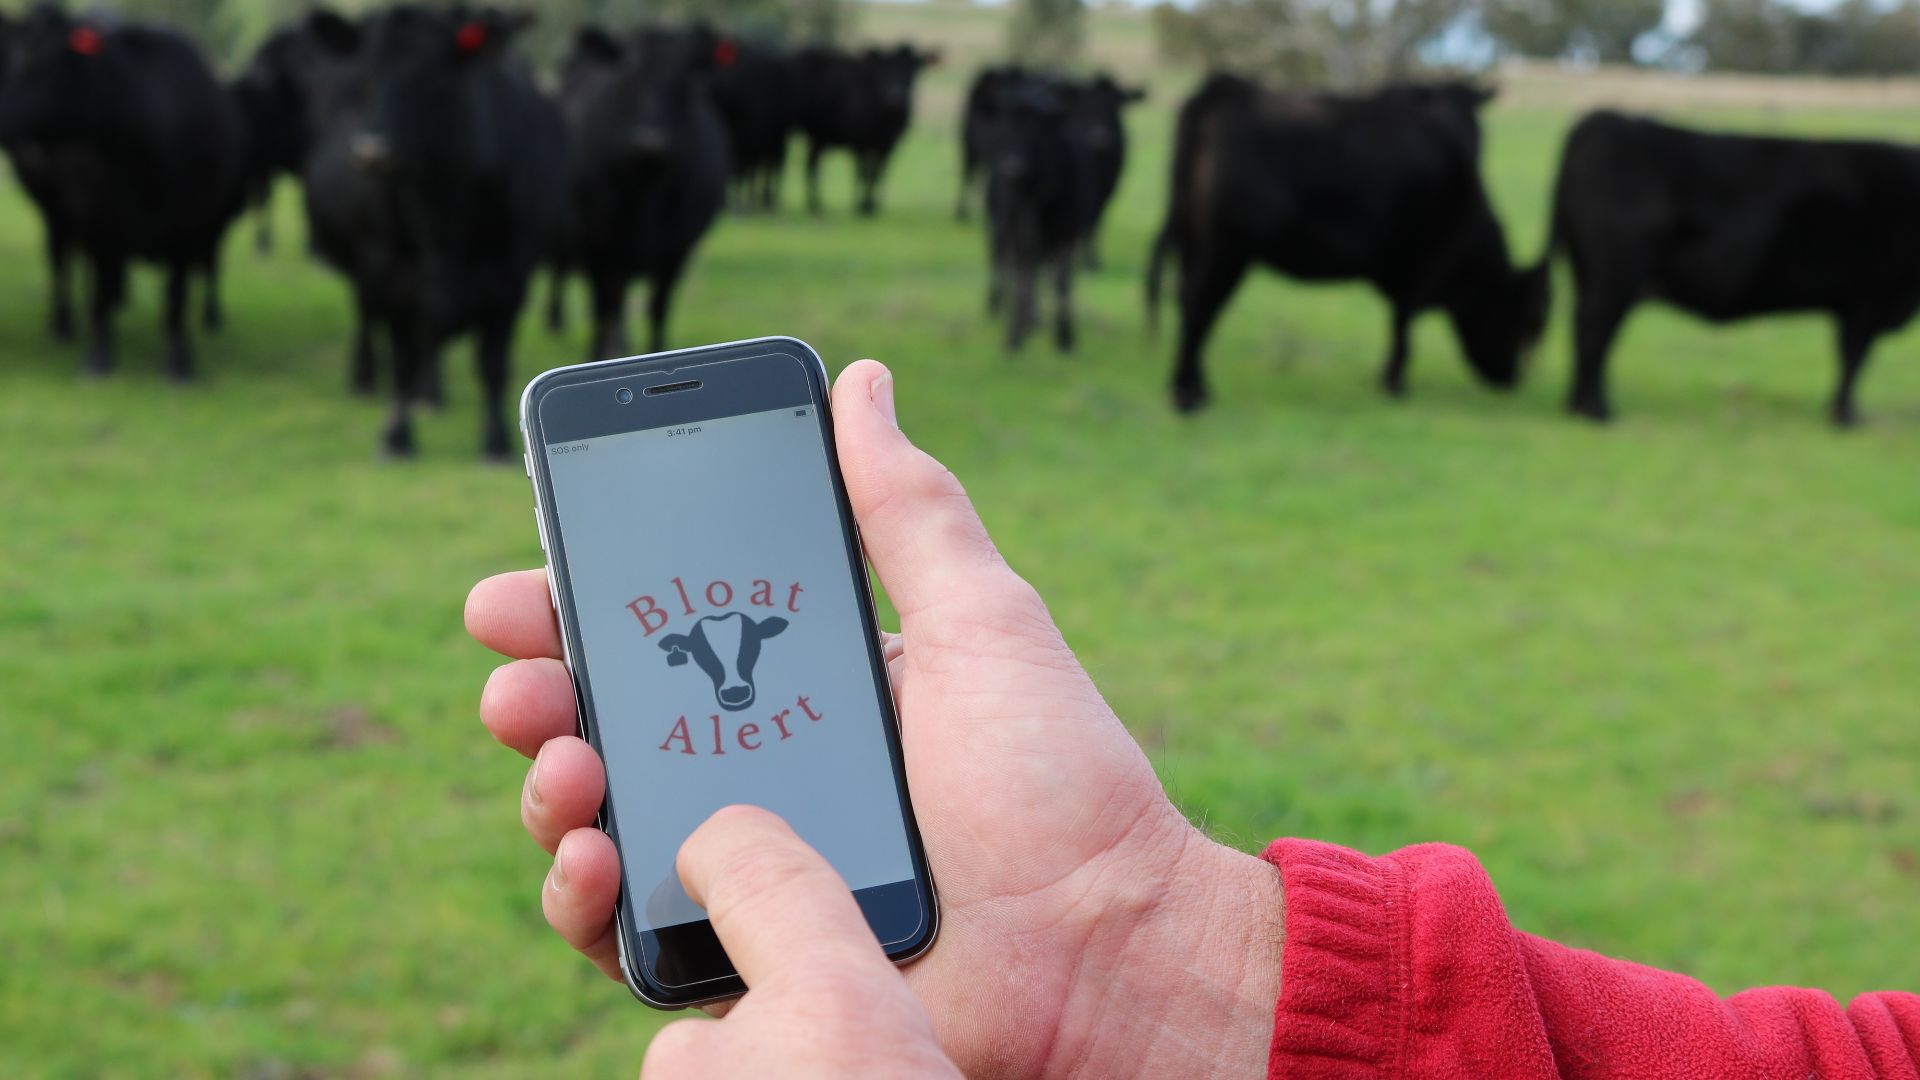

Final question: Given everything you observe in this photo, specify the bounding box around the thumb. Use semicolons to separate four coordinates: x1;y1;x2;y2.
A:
831;360;1038;631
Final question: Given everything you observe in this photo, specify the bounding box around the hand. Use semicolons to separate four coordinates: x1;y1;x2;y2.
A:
642;805;959;1080
467;360;1284;1079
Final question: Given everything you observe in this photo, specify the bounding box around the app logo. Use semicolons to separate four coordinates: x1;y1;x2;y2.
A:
658;612;788;712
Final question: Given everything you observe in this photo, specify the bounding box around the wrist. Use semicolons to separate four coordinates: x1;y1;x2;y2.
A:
1050;822;1285;1080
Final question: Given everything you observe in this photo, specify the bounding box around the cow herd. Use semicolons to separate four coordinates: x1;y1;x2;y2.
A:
0;2;1914;465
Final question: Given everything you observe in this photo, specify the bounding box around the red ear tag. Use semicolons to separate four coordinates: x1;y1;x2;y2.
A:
69;26;104;57
454;22;487;55
714;39;739;69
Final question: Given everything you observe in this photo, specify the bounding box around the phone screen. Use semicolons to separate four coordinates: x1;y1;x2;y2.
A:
537;358;926;995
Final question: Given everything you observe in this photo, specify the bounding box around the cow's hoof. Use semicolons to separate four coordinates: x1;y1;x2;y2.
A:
1568;398;1613;423
1380;376;1407;399
1172;384;1210;414
1830;406;1862;429
51;315;74;343
381;430;417;460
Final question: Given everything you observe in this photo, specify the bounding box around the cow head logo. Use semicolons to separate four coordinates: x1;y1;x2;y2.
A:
658;612;788;712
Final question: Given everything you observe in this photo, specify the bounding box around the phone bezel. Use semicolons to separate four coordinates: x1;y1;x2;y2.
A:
519;337;939;1009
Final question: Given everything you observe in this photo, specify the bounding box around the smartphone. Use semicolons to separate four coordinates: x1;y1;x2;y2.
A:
519;337;938;1009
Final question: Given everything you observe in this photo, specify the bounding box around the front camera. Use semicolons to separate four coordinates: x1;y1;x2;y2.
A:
615;387;634;405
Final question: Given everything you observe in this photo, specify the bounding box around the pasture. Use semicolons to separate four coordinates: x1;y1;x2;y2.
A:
3;6;1919;1076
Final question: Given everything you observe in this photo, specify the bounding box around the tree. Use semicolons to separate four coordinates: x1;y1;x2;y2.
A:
1150;0;1474;88
1483;0;1666;65
1690;0;1920;75
1008;0;1086;69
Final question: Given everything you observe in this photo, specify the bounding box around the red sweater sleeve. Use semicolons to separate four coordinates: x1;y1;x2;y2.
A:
1262;839;1920;1079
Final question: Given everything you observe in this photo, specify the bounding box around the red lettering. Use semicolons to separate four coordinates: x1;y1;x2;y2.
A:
708;714;727;755
736;722;761;751
658;716;695;755
626;595;669;636
750;579;775;607
706;580;734;608
769;708;793;740
672;576;695;616
786;583;805;613
798;695;823;722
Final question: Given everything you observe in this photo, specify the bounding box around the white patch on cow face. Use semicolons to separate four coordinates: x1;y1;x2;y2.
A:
701;612;751;709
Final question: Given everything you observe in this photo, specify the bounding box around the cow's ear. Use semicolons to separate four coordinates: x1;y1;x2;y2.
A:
755;617;789;640
917;47;942;68
658;634;691;666
1472;84;1498;108
1123;84;1148;105
306;10;361;55
573;24;621;64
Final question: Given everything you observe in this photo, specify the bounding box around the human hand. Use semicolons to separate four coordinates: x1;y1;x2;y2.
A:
467;360;1283;1079
640;805;958;1079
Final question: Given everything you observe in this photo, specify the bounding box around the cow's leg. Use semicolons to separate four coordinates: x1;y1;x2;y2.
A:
84;252;126;378
1569;287;1630;422
1053;254;1076;354
46;224;74;343
589;271;631;362
349;283;379;397
253;185;275;255
806;141;825;216
1379;304;1414;398
200;249;224;333
475;314;516;462
647;254;694;355
381;316;422;458
854;151;877;217
1006;258;1038;352
1831;317;1876;428
414;344;447;409
1172;247;1249;413
163;261;197;381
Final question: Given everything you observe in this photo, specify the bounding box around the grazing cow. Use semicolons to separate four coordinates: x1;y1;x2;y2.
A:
304;6;567;459
1543;111;1920;426
982;78;1092;353
554;25;728;361
0;6;245;379
660;612;788;712
955;63;1027;222
793;43;938;216
1148;74;1546;412
709;36;797;212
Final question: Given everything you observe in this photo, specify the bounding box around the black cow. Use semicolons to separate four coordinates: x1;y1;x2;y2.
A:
1543;111;1920;426
303;6;567;459
982;78;1091;353
660;612;788;712
0;6;245;379
793;43;937;216
553;25;728;361
1148;74;1546;412
230;21;332;256
955;63;1027;222
709;36;797;212
1063;74;1145;268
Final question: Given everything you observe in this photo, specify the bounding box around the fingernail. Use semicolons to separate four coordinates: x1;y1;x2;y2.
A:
551;842;569;892
526;748;544;807
870;366;897;428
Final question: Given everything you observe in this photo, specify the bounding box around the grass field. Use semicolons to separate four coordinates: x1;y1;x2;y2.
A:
3;7;1919;1077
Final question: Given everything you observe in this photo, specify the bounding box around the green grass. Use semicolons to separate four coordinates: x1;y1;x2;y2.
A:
4;10;1920;1077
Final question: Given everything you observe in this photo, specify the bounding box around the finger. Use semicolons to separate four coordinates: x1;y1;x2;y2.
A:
523;736;605;855
466;569;562;660
481;657;578;758
832;361;1034;627
878;629;904;664
677;805;898;992
543;828;624;981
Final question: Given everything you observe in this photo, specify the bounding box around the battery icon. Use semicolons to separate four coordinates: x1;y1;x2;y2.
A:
795;408;808;417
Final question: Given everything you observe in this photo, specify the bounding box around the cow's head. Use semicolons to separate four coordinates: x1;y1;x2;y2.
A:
0;5;111;146
1449;259;1550;391
658;612;788;712
568;24;714;169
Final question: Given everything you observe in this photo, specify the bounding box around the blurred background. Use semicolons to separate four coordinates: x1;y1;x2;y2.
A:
0;0;1916;1075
